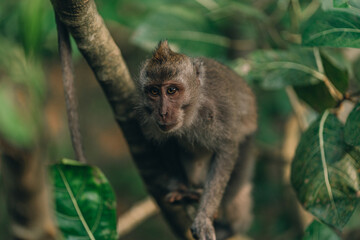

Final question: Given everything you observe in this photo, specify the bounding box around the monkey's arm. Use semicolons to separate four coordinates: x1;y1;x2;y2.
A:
191;143;238;240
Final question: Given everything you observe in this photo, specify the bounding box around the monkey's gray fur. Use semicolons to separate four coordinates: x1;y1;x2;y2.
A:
135;40;257;240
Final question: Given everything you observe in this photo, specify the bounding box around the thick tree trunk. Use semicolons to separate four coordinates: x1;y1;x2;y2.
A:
51;0;194;238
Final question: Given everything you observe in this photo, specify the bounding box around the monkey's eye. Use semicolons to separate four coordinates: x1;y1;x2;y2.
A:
167;87;178;95
148;87;160;96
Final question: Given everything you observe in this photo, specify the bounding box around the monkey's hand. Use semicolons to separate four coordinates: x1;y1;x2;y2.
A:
191;213;216;240
165;185;202;204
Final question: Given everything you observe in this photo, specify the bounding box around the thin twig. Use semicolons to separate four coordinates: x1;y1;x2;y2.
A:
285;86;309;131
56;15;86;163
117;197;159;239
301;0;320;21
313;48;343;102
291;0;302;20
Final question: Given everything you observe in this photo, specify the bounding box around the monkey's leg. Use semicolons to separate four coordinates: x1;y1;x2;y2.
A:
191;142;240;240
220;135;256;236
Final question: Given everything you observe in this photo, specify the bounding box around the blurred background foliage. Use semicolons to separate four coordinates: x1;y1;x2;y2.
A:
1;0;360;239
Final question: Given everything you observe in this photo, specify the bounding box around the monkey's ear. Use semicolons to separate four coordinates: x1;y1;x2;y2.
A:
157;40;169;50
153;40;172;63
193;58;205;85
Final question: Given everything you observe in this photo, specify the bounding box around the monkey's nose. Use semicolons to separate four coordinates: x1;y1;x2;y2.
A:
160;112;168;120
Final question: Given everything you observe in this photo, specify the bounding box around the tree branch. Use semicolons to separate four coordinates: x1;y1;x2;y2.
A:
51;0;134;116
51;0;195;238
117;197;159;238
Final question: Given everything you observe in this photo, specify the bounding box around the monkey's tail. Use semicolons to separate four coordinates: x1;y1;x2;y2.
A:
55;14;87;163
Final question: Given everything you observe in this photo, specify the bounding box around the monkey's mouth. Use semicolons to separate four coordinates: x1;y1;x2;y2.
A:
158;123;178;132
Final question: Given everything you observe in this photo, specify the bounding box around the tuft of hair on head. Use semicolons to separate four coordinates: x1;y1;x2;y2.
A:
152;40;175;63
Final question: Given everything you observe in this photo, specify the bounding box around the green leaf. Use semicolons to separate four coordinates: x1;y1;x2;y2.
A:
234;48;322;89
320;50;349;93
98;0;200;28
50;159;117;240
344;103;360;146
344;194;360;230
302;10;360;48
131;5;228;58
333;0;360;9
294;83;337;112
334;0;349;8
291;111;360;230
234;48;347;112
0;38;45;148
354;56;360;84
0;83;37;148
18;0;46;55
303;220;340;240
208;1;267;21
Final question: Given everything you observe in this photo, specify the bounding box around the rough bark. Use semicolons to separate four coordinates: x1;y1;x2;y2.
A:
51;0;193;238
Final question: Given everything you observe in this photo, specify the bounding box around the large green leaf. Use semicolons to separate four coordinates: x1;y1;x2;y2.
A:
234;48;347;112
343;193;360;231
294;83;337;112
18;0;46;56
131;5;228;58
291;111;360;230
50;159;117;240
354;57;360;84
320;50;349;93
234;48;322;89
208;1;267;21
291;49;348;112
302;10;360;48
302;221;340;240
333;0;360;9
344;103;360;147
97;0;196;28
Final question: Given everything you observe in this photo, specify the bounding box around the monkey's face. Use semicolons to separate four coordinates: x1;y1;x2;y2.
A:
143;81;186;132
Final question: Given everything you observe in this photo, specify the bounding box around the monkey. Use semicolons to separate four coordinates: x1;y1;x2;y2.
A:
135;40;257;240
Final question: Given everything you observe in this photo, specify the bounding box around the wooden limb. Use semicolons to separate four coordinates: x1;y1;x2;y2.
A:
117;197;159;238
56;14;86;163
51;0;194;238
285;86;309;131
0;138;57;240
51;0;134;118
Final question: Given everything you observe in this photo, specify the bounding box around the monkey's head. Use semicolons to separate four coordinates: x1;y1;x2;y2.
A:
137;40;203;135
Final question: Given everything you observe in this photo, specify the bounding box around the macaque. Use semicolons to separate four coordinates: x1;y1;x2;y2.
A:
136;40;257;240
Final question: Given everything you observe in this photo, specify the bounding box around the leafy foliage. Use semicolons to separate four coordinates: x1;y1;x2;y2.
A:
50;159;117;240
131;5;228;58
302;221;340;240
1;0;360;239
234;47;351;112
234;48;320;89
320;50;349;94
0;38;45;148
344;103;360;147
333;0;360;9
302;10;360;48
228;0;360;236
291;111;360;229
